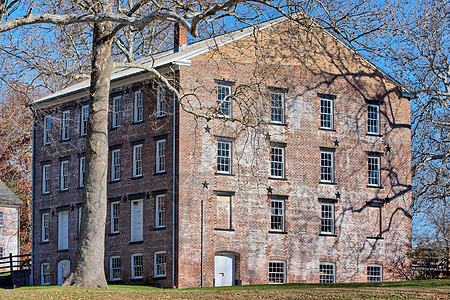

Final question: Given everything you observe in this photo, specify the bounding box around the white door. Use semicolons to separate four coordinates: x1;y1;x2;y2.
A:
58;260;70;285
58;211;69;250
131;200;143;241
214;253;235;286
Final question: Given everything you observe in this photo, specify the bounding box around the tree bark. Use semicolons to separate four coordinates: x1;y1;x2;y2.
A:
63;20;113;288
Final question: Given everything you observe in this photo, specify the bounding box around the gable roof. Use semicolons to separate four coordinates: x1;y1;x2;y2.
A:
33;15;411;107
0;180;23;207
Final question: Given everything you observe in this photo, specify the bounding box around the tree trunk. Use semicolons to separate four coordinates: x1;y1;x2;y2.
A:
63;20;113;288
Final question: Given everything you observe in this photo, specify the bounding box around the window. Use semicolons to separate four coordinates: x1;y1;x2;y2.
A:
111;201;120;234
61;110;70;140
271;92;285;123
42;213;49;242
0;211;4;227
133;144;143;177
368;206;382;238
269;261;286;284
320;98;333;129
155;194;166;228
41;263;50;285
131;200;143;242
0;246;3;258
58;211;69;250
217;85;232;118
157;83;167;117
110;256;121;281
321;203;335;235
156;139;166;173
270;146;285;178
80;105;89;136
368;104;380;134
134;90;143;122
78;206;82;232
320;150;334;183
217;141;231;174
270;199;285;231
112;96;122;128
79;157;85;188
60;160;69;191
42;164;50;194
154;251;167;277
43;116;51;145
319;262;335;283
368;156;380;186
367;264;382;282
215;193;232;230
111;149;120;181
131;253;143;279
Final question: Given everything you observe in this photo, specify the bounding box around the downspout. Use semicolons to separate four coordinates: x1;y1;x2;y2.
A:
170;65;177;288
29;104;36;285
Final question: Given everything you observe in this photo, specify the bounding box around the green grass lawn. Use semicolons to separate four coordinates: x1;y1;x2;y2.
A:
0;279;449;299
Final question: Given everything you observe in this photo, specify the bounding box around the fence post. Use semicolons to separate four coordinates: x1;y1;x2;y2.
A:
9;253;13;274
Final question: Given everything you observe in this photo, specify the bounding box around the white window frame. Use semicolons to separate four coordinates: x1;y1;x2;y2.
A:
130;200;143;242
133;144;143;177
111;149;120;181
43;116;51;145
319;262;335;283
320;98;334;129
134;90;144;123
112;96;122;128
270;92;285;124
110;256;121;281
217;141;232;174
217;85;232;118
0;211;4;227
131;253;143;279
320;150;334;183
367;104;380;135
41;263;51;285
321;203;335;235
154;251;167;278
157;83;167;117
42;213;49;242
268;260;286;284
156;139;166;173
80;105;89;136
270;199;285;232
368;156;381;187
111;201;120;234
60;160;69;191
61;110;70;141
270;146;285;179
155;194;166;228
42;164;50;194
79;156;85;188
58;211;69;250
367;264;382;282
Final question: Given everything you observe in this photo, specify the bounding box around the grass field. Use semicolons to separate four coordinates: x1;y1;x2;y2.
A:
0;279;448;299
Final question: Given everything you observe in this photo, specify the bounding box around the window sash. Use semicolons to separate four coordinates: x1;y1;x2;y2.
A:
154;251;167;277
42;213;49;242
157;84;167;117
111;150;120;181
42;165;50;194
270;200;285;231
62;111;70;140
131;254;143;279
131;200;143;242
156;140;166;173
368;105;380;134
133;145;143;177
320;98;333;129
271;93;285;123
60;161;69;191
41;263;50;285
156;195;166;228
134;91;144;122
321;204;334;234
110;256;121;281
268;261;286;284
367;265;382;282
270;147;285;178
0;211;3;227
81;105;89;136
111;202;120;233
368;156;380;186
217;85;232;118
44;116;51;145
112;96;122;128
319;263;335;283
320;151;334;183
79;157;85;187
217;141;231;174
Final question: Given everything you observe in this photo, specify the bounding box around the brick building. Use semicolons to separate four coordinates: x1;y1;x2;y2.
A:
31;16;412;287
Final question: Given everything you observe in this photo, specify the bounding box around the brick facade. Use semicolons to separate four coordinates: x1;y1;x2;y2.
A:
32;17;412;287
